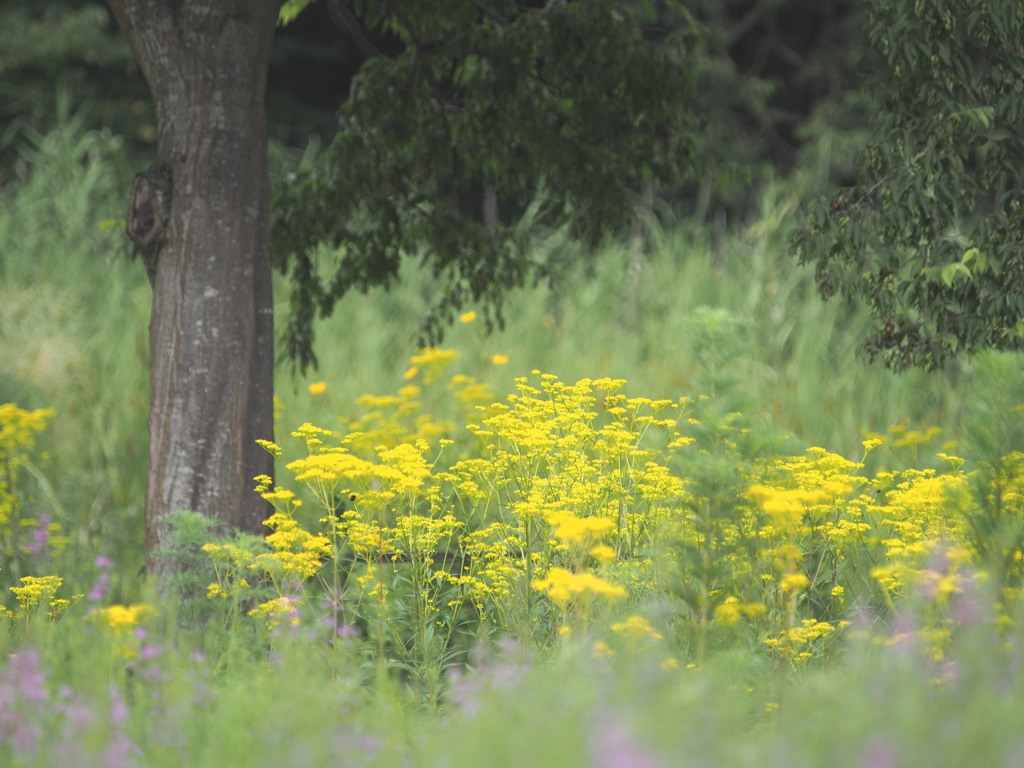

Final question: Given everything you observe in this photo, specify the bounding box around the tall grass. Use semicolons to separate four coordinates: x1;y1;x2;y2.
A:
0;114;149;591
298;187;979;470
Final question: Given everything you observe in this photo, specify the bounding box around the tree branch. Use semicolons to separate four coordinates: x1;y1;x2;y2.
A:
326;2;384;59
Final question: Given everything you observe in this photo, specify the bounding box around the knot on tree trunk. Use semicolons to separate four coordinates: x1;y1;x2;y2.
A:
127;163;172;286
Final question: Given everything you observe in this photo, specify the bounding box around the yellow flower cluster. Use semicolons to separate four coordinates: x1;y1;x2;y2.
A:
202;541;259;601
202;351;1024;675
0;403;54;480
548;512;615;543
261;512;331;580
764;619;843;663
8;575;76;623
247;596;301;628
0;404;68;577
96;603;154;630
610;614;663;642
532;566;627;606
214;363;697;655
713;597;766;625
405;347;459;385
88;603;157;658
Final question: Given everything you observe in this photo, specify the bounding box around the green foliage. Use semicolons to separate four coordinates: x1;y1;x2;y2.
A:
684;0;869;211
0;116;149;586
954;354;1024;590
152;511;274;635
0;405;82;640
0;2;143;170
793;0;1024;369
277;0;315;26
272;0;699;372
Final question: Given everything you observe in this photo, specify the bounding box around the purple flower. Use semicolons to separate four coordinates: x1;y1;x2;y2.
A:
446;649;529;717
103;731;138;768
337;623;360;638
589;713;663;768
951;592;983;627
102;689;140;766
88;571;111;602
108;685;128;728
859;739;898;768
7;648;47;702
332;729;381;765
27;514;50;557
888;612;918;654
55;687;94;735
0;648;47;756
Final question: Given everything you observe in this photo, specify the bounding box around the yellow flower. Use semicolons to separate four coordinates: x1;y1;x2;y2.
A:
862;436;885;453
248;597;301;628
611;614;663;641
714;597;766;624
871;565;902;591
291;422;334;440
547;511;615;543
308;381;327;395
408;348;458;384
260;487;298;504
490;354;509;365
10;575;64;614
714;600;742;625
255;439;282;458
532;566;626;606
891;425;941;448
747;484;829;530
592;639;614;658
98;603;155;631
459;311;477;323
779;572;809;593
89;603;156;658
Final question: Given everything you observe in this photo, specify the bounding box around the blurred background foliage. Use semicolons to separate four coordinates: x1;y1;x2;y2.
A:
0;0;871;211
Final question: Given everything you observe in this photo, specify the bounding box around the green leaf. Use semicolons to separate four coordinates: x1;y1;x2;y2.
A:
278;0;314;26
940;261;971;287
962;247;989;273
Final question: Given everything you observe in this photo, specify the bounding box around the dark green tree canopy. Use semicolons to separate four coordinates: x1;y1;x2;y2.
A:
793;0;1024;370
272;0;699;372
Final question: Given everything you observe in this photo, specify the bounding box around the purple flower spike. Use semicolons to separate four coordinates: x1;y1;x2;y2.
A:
590;714;663;768
337;624;360;638
7;648;47;702
28;514;50;557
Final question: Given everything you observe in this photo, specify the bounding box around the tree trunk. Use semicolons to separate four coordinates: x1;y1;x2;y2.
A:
106;0;280;582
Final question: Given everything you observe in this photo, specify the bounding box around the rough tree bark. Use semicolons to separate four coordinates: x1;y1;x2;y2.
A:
105;0;280;581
